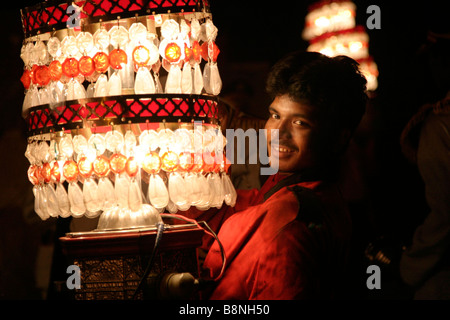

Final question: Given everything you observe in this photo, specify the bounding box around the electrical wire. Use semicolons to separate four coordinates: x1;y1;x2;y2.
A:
132;221;165;299
160;213;227;281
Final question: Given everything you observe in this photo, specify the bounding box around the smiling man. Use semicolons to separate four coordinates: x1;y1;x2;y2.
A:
186;51;368;299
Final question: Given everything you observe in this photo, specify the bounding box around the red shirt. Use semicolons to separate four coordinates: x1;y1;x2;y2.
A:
185;173;352;300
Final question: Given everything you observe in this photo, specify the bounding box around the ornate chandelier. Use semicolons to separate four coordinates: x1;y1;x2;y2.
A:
302;0;379;91
20;0;236;231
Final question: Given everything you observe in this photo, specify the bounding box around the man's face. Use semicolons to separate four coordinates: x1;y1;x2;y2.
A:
265;94;326;174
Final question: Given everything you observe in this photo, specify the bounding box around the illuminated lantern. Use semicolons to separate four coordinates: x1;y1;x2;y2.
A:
93;51;109;73
62;57;79;78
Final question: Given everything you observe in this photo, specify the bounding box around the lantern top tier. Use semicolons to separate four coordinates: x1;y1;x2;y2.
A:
21;0;212;39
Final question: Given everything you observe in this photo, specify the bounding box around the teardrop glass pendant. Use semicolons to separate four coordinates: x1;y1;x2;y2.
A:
68;182;86;217
148;174;169;209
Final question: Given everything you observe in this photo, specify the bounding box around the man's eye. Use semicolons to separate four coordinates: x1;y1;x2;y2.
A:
271;113;280;120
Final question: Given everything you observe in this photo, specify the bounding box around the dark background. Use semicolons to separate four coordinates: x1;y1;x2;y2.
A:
0;0;448;299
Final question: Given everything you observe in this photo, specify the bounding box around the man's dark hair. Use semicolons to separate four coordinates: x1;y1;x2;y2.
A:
266;51;368;133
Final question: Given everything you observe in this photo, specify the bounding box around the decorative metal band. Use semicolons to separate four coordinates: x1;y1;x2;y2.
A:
24;93;219;136
21;0;211;38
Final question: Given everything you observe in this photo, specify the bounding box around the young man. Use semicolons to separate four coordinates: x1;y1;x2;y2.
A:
186;51;368;299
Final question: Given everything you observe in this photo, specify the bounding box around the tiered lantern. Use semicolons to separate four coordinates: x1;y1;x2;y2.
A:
302;0;379;91
20;0;236;231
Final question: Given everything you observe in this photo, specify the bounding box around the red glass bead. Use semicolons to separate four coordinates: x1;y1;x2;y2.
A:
48;60;62;82
132;45;150;67
164;42;182;63
109;153;127;174
20;69;32;89
78;56;95;77
109;48;128;70
93;51;110;73
161;151;179;172
62;57;79;78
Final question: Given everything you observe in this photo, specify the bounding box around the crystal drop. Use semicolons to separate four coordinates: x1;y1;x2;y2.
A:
124;130;137;154
107;71;122;96
72;134;88;156
222;174;236;206
30;86;41;107
83;178;103;215
34;41;48;64
185;173;202;206
56;183;71;217
168;173;188;206
86;82;95;98
128;178;143;212
209;62;222;95
165;64;181;93
105;130;124;153
68;182;86;217
61;36;79;57
193;63;203;94
22;90;32;113
98;177;116;210
88;133;106;155
59;134;74;159
129;22;148;43
39;87;50;105
181;63;192;94
45;184;60;217
73;79;87;99
34;186;49;220
161;19;180;40
190;18;201;41
115;174;130;208
134;67;155;94
109;25;129;48
47;37;61;58
203;62;211;94
76;31;94;54
148;174;169;209
93;28;110;51
94;74;108;97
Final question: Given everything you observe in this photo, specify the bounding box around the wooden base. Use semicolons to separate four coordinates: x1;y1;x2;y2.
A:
59;224;204;300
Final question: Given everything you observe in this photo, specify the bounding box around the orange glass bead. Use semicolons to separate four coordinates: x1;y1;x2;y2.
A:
161;151;179;172
20;69;32;89
109;153;127;174
190;152;204;173
125;156;139;177
48;60;62;82
93;155;110;178
201;41;220;62
31;64;39;84
132;45;150;67
78;156;94;178
93;51;110;73
191;41;202;62
34;65;51;86
78;56;95;76
62;57;79;78
165;42;182;63
142;152;161;174
109;48;128;70
39;162;52;183
202;152;216;173
178;152;194;171
184;44;192;62
51;161;61;183
63;159;79;183
27;165;39;185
